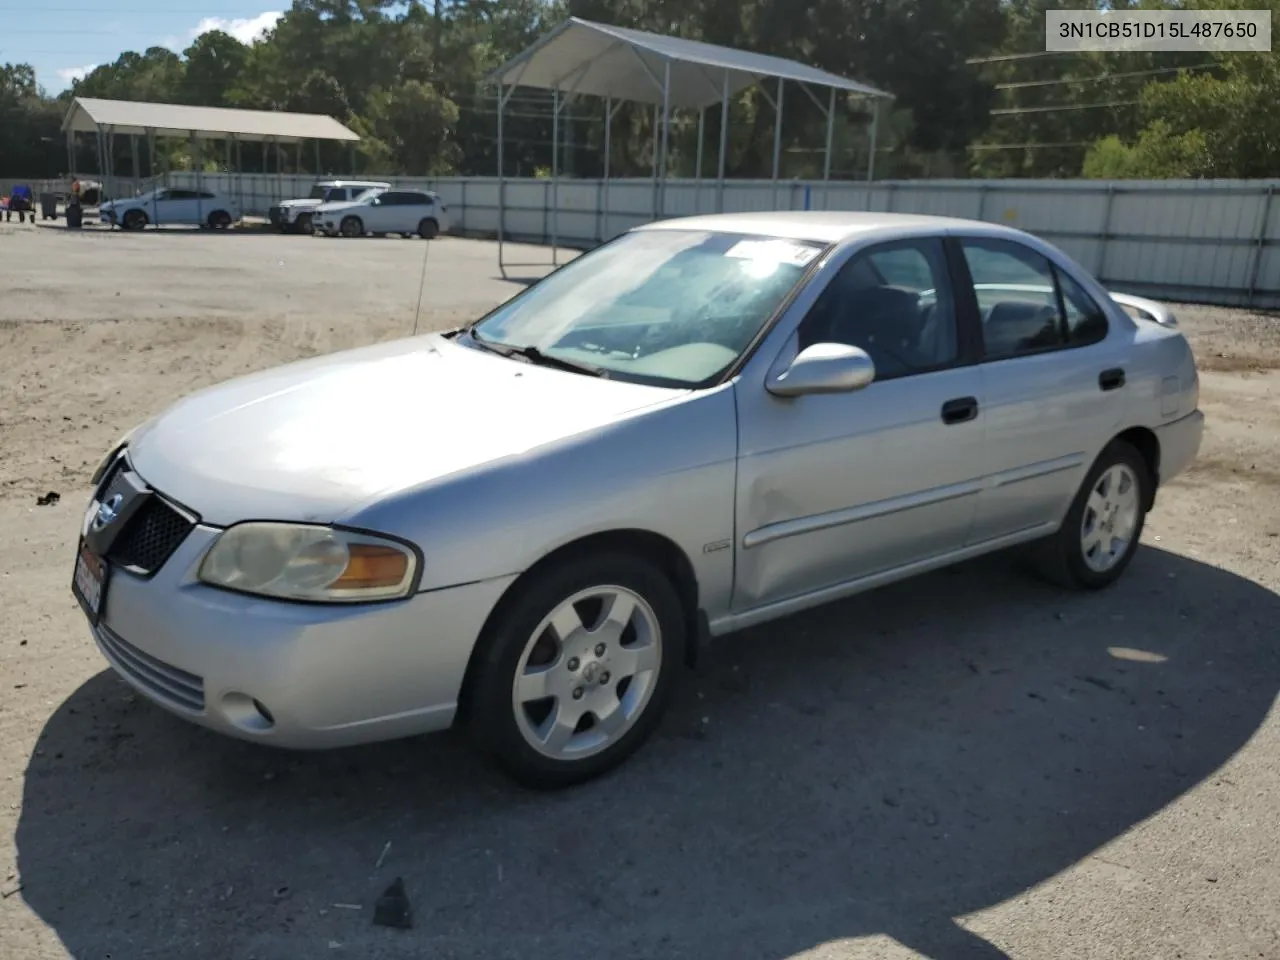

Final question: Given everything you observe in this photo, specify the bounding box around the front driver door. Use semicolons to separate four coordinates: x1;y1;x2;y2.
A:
733;236;987;611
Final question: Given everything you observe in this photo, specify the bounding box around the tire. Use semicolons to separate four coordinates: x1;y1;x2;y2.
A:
418;217;439;240
121;209;147;231
467;552;686;789
295;213;313;234
340;215;363;238
1031;439;1150;590
207;210;232;230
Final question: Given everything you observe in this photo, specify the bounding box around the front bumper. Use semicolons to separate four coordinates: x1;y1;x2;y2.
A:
88;524;516;748
1154;409;1204;486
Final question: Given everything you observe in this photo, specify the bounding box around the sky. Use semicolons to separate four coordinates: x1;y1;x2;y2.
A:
0;2;286;93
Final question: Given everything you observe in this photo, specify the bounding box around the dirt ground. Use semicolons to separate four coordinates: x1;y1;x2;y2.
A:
0;224;1278;960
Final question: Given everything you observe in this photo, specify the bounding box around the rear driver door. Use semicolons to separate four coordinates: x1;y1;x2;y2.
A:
954;236;1129;546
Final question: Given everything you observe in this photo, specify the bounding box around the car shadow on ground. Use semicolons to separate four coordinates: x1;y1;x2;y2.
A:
17;546;1280;960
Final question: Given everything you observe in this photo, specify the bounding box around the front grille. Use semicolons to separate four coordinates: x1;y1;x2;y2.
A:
97;624;205;712
106;496;194;575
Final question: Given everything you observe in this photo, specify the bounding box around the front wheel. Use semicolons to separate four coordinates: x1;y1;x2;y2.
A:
207;210;232;230
340;215;363;238
294;213;313;233
121;209;147;231
1031;440;1150;590
467;553;686;789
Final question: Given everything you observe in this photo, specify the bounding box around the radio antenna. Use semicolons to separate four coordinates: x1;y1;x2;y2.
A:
411;231;433;337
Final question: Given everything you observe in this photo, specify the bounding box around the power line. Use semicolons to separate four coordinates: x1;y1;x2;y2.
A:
967;141;1093;151
994;62;1216;90
989;99;1140;117
967;50;1089;64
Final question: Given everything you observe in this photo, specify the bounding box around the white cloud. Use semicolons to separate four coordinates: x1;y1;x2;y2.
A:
193;11;284;45
165;10;283;49
57;63;98;84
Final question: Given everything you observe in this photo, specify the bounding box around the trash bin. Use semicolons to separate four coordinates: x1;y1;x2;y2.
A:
40;193;57;220
65;202;83;230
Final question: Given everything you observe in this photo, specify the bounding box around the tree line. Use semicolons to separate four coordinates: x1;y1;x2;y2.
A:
1;0;1277;182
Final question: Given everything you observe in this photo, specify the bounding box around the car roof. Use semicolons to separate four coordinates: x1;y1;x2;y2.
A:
635;210;1028;245
319;180;389;187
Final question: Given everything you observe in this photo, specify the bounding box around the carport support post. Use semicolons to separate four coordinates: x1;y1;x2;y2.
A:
658;59;671;219
717;71;729;214
551;86;560;263
602;97;612;241
65;130;75;183
94;126;105;188
823;87;836;183
497;82;505;271
234;136;243;212
130;134;139;191
695;107;705;184
192;132;204;227
866;98;880;183
651;103;660;218
771;77;784;208
314;139;321;177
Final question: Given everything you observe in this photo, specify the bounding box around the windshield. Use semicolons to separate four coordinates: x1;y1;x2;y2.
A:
469;230;823;386
308;185;328;200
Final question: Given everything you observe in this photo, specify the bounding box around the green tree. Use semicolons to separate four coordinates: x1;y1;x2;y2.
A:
181;31;249;106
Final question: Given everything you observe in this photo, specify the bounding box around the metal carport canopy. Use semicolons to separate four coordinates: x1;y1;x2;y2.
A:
490;17;891;108
61;97;360;143
488;17;892;280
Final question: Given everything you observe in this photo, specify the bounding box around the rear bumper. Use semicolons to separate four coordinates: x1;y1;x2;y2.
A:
1155;409;1204;486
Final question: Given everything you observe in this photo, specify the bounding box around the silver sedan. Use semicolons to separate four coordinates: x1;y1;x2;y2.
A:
72;211;1203;788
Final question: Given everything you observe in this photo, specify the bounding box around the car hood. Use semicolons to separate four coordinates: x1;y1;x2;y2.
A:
279;198;323;210
127;334;687;527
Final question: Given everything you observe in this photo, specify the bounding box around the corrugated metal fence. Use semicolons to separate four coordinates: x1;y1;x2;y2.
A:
10;171;1279;308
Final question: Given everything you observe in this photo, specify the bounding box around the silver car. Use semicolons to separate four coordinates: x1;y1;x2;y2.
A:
72;211;1203;788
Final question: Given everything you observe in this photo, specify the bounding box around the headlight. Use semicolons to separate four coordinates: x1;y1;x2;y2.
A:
198;523;418;603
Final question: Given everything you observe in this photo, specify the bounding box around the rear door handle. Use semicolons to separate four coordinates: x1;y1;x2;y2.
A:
1099;368;1126;391
941;396;979;425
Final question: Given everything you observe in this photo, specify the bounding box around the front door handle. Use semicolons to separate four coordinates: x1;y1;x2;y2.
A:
1099;368;1126;391
941;396;979;425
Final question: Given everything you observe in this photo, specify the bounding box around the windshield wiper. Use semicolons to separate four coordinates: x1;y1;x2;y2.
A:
467;331;607;378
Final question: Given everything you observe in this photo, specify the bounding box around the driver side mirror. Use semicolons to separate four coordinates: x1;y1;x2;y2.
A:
767;342;876;398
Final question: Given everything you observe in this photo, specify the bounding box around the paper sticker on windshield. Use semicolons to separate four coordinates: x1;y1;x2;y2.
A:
724;239;820;268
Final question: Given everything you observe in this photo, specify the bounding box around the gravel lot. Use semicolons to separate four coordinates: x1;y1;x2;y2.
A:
1;224;1278;960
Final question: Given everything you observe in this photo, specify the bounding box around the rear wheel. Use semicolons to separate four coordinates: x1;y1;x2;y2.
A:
467;553;685;789
1031;440;1150;590
122;209;147;231
207;210;232;230
418;217;439;240
340;215;363;238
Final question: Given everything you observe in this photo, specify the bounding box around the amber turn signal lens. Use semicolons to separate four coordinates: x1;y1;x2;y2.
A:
333;544;410;590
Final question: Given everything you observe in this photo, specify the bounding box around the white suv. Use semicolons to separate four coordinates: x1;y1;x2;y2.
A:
315;188;448;239
100;188;241;231
269;180;389;234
